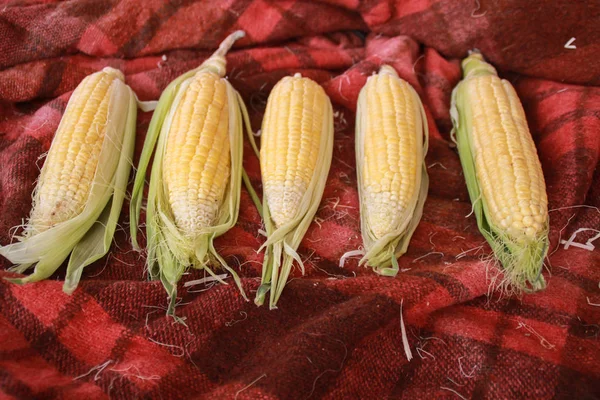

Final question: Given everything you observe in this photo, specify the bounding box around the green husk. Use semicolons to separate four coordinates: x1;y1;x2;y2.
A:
354;65;429;276
0;68;140;293
254;77;334;309
450;52;548;293
237;90;263;217
129;31;250;316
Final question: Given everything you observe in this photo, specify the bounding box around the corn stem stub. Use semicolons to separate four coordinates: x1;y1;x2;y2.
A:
129;31;250;315
354;65;429;276
255;73;334;309
0;67;140;293
450;52;549;293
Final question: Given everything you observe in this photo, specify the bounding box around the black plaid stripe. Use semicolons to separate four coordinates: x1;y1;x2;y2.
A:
0;368;36;400
0;0;116;69
0;283;103;391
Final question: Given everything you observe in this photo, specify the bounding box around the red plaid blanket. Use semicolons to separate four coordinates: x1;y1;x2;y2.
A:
1;1;599;399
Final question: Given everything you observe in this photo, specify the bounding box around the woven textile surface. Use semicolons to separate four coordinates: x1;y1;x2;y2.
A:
0;1;599;399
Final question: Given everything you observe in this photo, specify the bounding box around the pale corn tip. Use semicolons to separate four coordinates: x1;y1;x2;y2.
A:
101;67;125;81
378;65;397;77
462;52;497;78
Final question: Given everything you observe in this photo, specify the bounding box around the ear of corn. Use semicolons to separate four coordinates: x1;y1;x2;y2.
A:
450;52;549;292
129;31;249;316
0;67;139;293
353;65;429;276
255;73;334;309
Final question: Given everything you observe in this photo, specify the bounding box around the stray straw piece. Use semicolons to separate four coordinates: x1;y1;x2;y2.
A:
400;299;413;361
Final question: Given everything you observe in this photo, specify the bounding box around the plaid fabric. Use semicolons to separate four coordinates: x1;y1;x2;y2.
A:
1;1;599;399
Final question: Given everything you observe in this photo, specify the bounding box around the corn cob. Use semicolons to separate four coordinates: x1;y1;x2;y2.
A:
255;73;334;309
450;52;549;292
130;31;252;315
352;65;429;276
0;67;139;293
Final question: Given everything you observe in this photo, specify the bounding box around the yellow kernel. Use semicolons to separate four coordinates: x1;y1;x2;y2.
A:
512;212;523;222
512;220;524;230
